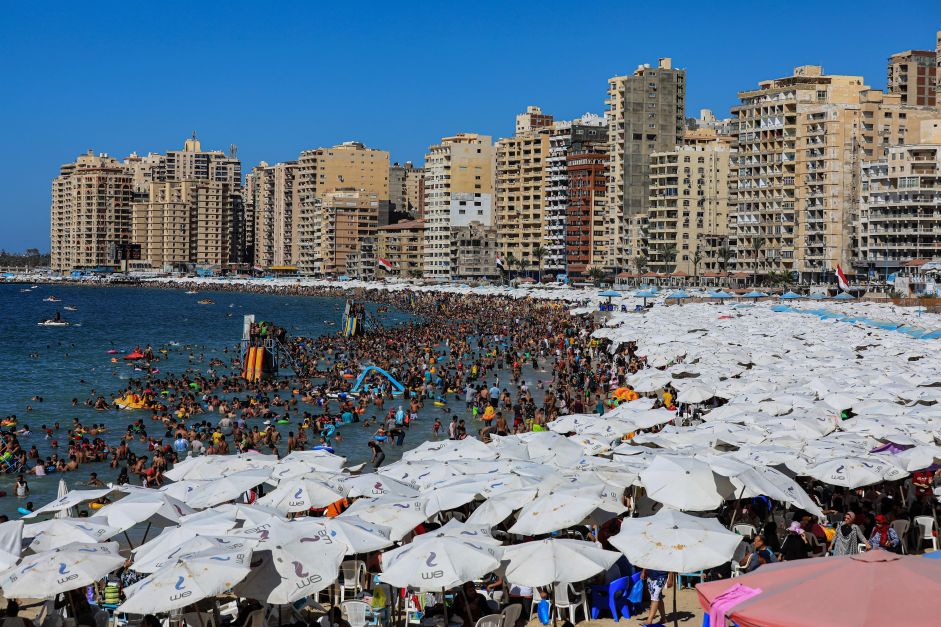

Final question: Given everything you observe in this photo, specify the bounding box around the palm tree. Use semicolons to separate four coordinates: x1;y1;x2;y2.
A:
660;244;678;274
750;236;763;287
634;255;647;275
588;266;606;286
514;255;526;280
532;245;545;284
691;249;703;282
718;241;734;287
505;251;517;281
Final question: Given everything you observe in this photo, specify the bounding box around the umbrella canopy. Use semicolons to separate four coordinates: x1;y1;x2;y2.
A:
342;473;420;498
1;542;124;599
256;477;348;514
711;291;734;299
0;521;24;571
833;292;856;300
804;457;906;489
95;492;194;531
234;530;346;604
743;291;767;299
508;489;621;535
640;456;725;511
608;509;740;573
808;292;827;300
503;538;620;587
697;551;941;627
133;535;257;574
24;489;113;518
25;518;118;552
599;289;622;297
340;496;428;541
183;468;272;509
676;384;716;404
466;488;538;527
379;536;502;591
780;292;801;300
119;546;253;613
667;291;690;300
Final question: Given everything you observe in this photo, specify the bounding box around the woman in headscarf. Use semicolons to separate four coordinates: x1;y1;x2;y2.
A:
868;514;901;552
830;512;868;556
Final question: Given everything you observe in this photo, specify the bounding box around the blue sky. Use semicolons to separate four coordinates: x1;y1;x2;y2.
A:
1;0;939;251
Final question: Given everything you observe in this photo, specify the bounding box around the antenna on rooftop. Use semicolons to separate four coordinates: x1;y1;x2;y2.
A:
229;144;238;159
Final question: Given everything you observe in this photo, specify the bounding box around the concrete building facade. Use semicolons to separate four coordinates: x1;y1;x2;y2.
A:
888;50;937;106
377;219;425;278
452;221;499;282
300;189;380;277
605;58;686;271
389;161;424;218
422;134;495;281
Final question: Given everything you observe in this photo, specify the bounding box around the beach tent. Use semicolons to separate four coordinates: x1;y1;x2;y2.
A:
697;551;941;627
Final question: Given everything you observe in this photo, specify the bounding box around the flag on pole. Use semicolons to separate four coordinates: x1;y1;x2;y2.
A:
496;256;506;272
377;257;394;272
836;265;850;291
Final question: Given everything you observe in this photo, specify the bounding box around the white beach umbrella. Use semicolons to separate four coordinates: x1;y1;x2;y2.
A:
25;518;118;552
403;438;497;462
676;384;716;404
132;535;257;573
94;492;194;531
379;536;502;590
183;468;272;508
609;509;741;573
466;488;538;527
234;532;345;604
503;538;620;587
412;519;501;546
640;455;724;511
24;488;113;519
1;542;124;599
213;502;286;525
804;456;907;488
342;473;420;498
256;478;348;513
119;546;253;613
277;448;348;470
0;520;24;571
421;479;486;517
157;479;211;502
508;490;609;535
340;496;428;541
133;520;236;565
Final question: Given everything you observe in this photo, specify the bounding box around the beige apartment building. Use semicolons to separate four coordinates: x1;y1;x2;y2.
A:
452;221;499;282
495;107;553;276
377;219;425;277
298;189;379;277
734;66;936;282
50;151;135;271
389;161;424;217
858;119;941;277
606;58;686;272
245;161;297;269
888;49;937;106
422;133;495;281
647;138;732;275
132;179;237;269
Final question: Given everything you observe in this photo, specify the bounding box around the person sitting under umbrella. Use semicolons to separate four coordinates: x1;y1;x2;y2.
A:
869;515;901;553
739;534;776;572
452;581;490;626
831;512;868;556
779;521;811;561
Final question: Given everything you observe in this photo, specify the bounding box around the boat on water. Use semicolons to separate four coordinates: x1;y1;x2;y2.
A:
19;289;30;293
38;320;69;327
197;299;215;305
64;306;78;311
43;296;61;302
185;290;198;295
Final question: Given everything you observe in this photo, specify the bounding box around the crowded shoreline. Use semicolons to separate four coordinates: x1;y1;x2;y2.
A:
0;278;940;627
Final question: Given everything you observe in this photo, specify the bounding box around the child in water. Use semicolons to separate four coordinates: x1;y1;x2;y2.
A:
432;418;442;436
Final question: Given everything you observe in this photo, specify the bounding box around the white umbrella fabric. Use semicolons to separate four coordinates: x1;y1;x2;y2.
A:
1;542;124;599
25;488;112;519
25;518;118;552
640;456;724;511
0;520;23;571
183;468;271;509
379;537;502;590
256;478;347;514
340;497;428;541
95;492;194;531
503;538;620;587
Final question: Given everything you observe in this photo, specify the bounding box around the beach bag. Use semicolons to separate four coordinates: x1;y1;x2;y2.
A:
537;599;551;625
627;577;644;604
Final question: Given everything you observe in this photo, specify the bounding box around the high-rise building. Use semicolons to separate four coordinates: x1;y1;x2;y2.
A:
605;58;686;272
50;151;135;272
887;49;937;106
858;119;941;278
377;219;425;278
129;136;245;271
422;134;495;281
734;66;937;282
647;136;733;275
495;107;553;276
389;161;424;218
294;142;389;274
452;221;499;282
298;189;379;277
245;161;298;269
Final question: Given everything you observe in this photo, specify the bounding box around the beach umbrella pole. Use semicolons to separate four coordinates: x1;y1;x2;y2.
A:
140;521;152;544
672;575;678;627
727;486;747;528
123;530;135;550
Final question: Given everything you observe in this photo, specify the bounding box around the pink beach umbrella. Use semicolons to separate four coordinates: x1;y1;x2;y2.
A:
697;550;941;627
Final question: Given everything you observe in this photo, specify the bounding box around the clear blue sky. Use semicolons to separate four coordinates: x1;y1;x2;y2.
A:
1;0;939;251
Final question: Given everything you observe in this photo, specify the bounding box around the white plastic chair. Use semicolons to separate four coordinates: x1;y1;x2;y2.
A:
342;601;370;627
499;603;521;627
914;516;938;552
553;584;588;624
244;609;266;627
182;614;215;627
891;519;910;555
733;524;757;539
730;561;744;578
339;559;368;602
473;615;502;627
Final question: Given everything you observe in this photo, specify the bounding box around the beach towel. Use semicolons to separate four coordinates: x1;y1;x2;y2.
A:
708;583;762;627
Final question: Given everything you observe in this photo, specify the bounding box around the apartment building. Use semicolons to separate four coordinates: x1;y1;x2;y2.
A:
888;49;937;106
245;161;298;269
389;161;424;218
298;189;380;277
452;221;499;282
50;152;135;271
734;66;936;282
495;107;553;276
422;133;495;281
858;119;941;278
647;138;732;275
377;219;425;277
605;58;686;272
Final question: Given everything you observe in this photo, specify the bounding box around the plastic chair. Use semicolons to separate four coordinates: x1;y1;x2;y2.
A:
499;602;521;627
553;584;588;624
340;559;368;602
733;524;757;539
914;516;938;552
892;519;910;554
181;614;214;627
473;614;502;627
678;571;705;589
342;601;370;627
243;610;266;627
730;561;744;578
